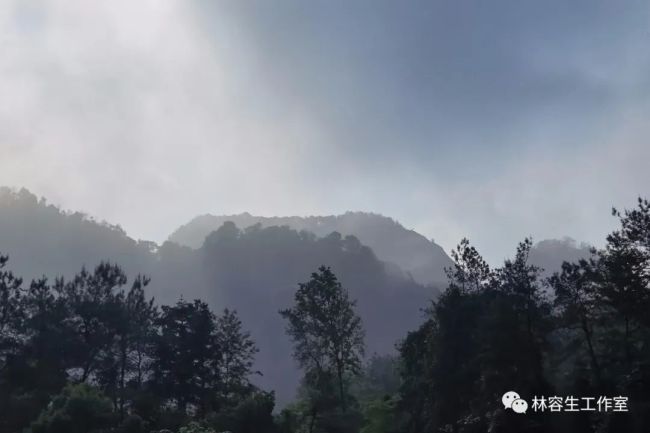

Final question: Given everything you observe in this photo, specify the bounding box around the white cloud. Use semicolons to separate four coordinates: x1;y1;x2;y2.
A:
0;0;648;265
409;109;650;264
0;1;328;240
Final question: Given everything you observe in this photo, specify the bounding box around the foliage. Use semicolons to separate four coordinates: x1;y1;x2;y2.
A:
3;197;650;432
0;257;261;432
28;383;115;433
151;300;258;416
360;396;400;433
178;421;216;433
280;267;365;407
205;390;277;433
395;198;650;433
214;308;259;403
280;266;365;432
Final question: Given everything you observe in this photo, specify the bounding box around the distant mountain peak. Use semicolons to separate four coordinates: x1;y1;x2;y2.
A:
529;237;594;276
168;212;454;287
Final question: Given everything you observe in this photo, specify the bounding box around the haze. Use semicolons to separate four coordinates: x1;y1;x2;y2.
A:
1;0;648;263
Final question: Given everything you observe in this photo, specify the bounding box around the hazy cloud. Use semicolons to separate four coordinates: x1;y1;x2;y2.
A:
1;0;648;263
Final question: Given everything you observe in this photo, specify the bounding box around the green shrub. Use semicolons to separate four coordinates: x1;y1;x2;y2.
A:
28;383;115;433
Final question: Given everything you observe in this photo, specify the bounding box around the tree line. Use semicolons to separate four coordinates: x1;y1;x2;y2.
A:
393;199;650;433
1;198;650;433
278;198;650;433
0;261;264;433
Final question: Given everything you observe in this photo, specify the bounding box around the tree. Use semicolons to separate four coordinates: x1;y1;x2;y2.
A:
397;238;555;433
549;260;602;383
280;267;365;410
7;278;71;431
399;239;489;433
0;254;23;372
151;299;218;414
214;308;258;404
488;239;550;393
112;275;157;417
446;238;492;293
360;395;400;433
28;383;115;433
0;254;270;432
179;421;217;433
423;285;482;433
0;254;27;432
612;197;650;258
205;390;277;433
591;234;649;374
495;238;548;341
604;198;650;364
398;318;437;433
151;300;258;418
55;263;129;383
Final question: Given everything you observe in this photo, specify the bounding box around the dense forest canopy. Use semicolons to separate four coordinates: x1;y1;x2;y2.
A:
1;1;647;433
0;187;591;408
168;212;455;287
3;188;647;432
0;188;434;407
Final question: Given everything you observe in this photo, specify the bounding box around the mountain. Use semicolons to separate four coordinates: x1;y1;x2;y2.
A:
169;213;593;286
0;187;594;406
0;187;157;282
529;237;594;277
187;223;433;406
169;212;454;288
0;188;433;406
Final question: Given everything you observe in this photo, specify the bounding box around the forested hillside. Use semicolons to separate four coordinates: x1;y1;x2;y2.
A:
0;187;157;281
0;188;432;407
3;187;642;433
168;212;454;287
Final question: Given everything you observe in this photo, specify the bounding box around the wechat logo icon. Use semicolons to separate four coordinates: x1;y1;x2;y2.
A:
502;391;528;414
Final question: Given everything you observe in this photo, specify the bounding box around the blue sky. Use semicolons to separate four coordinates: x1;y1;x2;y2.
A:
1;1;649;263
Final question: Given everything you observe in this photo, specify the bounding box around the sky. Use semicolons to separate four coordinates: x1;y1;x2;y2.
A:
1;0;649;264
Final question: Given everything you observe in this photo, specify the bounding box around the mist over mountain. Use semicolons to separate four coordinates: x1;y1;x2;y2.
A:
0;188;431;406
0;187;593;407
169;212;592;286
169;212;454;287
0;187;158;282
528;237;594;276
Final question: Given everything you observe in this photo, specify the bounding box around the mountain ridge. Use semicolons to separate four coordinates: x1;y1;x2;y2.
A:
0;187;594;405
169;211;454;287
0;188;435;405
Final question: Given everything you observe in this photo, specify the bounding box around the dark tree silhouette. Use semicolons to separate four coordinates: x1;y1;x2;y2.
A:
280;266;365;432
